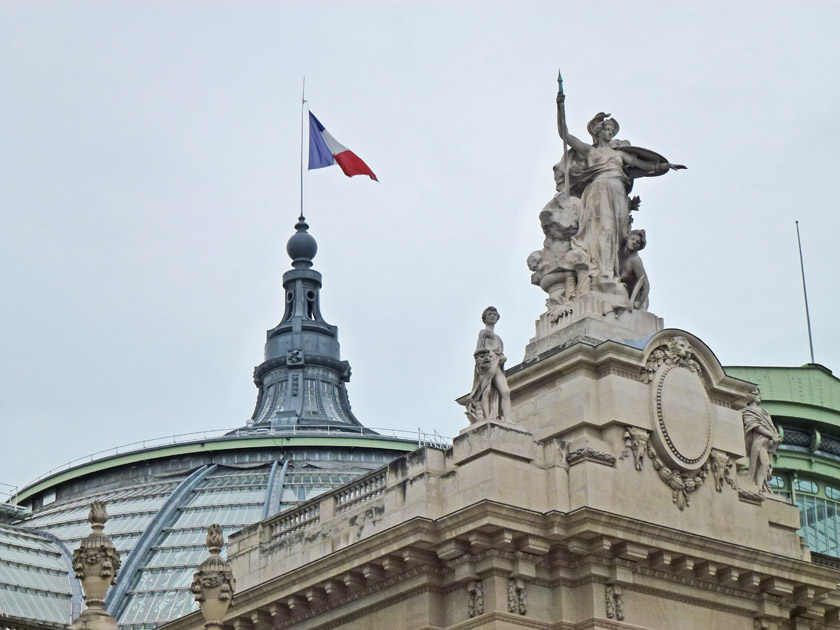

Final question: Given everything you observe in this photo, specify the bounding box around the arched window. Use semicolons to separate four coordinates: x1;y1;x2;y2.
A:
794;478;818;494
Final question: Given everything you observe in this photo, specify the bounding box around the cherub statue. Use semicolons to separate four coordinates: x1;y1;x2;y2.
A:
619;228;650;311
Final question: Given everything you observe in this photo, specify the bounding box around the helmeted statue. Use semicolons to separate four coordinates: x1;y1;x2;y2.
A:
529;78;685;314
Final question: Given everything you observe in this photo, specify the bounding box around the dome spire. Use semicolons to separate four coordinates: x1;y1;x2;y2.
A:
242;218;365;432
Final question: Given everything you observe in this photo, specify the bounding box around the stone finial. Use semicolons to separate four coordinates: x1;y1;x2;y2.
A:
191;524;236;630
70;501;121;630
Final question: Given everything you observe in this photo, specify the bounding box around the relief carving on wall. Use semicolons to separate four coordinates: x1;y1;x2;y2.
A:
507;578;527;615
606;585;625;621
467;580;484;618
641;336;705;386
709;449;736;493
624;426;738;510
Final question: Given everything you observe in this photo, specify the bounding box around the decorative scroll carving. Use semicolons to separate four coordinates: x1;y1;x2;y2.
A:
641;336;704;385
605;585;616;619
507;578;527;615
567;447;616;467
624;427;650;471
70;501;122;629
467;580;484;618
191;524;236;630
709;449;736;492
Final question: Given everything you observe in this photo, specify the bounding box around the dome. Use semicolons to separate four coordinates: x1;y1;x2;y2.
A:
0;218;449;629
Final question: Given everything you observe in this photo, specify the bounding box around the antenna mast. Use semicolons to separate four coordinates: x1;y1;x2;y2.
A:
795;221;816;364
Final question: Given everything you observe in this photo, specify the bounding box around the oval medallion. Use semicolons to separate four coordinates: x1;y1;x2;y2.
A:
649;365;713;471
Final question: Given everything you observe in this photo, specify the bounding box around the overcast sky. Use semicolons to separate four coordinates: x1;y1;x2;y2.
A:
2;2;839;491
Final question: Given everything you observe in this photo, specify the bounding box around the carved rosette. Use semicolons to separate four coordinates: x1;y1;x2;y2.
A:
191;524;236;630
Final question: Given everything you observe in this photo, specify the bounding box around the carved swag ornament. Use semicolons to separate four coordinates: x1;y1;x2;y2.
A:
191;524;236;630
624;427;736;510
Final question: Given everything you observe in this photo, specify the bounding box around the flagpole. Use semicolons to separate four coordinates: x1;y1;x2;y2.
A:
300;77;307;221
795;221;816;364
557;69;570;198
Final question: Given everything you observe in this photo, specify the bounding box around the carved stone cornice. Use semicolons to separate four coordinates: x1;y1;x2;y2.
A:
567;447;616;467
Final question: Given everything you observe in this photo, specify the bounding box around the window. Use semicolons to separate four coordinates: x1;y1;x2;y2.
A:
768;475;785;489
794;479;818;494
827;487;840;501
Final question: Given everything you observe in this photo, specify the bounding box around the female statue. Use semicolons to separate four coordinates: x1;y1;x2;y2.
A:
464;306;512;424
555;94;685;289
742;390;782;493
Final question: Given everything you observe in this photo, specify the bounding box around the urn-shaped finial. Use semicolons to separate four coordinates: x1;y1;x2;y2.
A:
70;501;121;629
191;524;235;629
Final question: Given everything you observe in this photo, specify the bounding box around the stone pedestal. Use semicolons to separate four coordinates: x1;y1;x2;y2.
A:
524;293;663;362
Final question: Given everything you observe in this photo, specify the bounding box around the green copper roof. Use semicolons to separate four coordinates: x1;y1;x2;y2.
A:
724;364;840;428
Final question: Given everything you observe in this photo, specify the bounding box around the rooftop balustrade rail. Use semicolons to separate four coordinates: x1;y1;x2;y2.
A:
261;465;391;546
18;425;451;495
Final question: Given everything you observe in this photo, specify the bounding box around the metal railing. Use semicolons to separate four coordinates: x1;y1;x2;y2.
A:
0;483;18;505
19;425;451;494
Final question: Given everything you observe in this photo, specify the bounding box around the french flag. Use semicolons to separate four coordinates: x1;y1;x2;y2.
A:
308;112;378;182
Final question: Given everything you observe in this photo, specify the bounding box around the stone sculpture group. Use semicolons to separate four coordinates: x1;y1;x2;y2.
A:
528;92;685;318
464;76;781;506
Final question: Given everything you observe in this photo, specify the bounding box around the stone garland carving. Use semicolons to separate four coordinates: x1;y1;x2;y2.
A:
605;585;615;619
71;501;122;630
624;427;718;510
507;578;527;615
466;580;484;618
605;585;625;621
647;440;709;510
462;307;512;424
614;588;625;621
641;336;705;386
191;524;236;630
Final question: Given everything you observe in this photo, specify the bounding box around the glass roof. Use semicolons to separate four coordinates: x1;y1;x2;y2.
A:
3;445;403;629
0;525;74;625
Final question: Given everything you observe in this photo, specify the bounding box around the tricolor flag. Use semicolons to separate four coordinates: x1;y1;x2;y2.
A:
308;112;378;182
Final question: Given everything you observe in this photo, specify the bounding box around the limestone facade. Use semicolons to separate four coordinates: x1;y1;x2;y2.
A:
160;328;840;630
